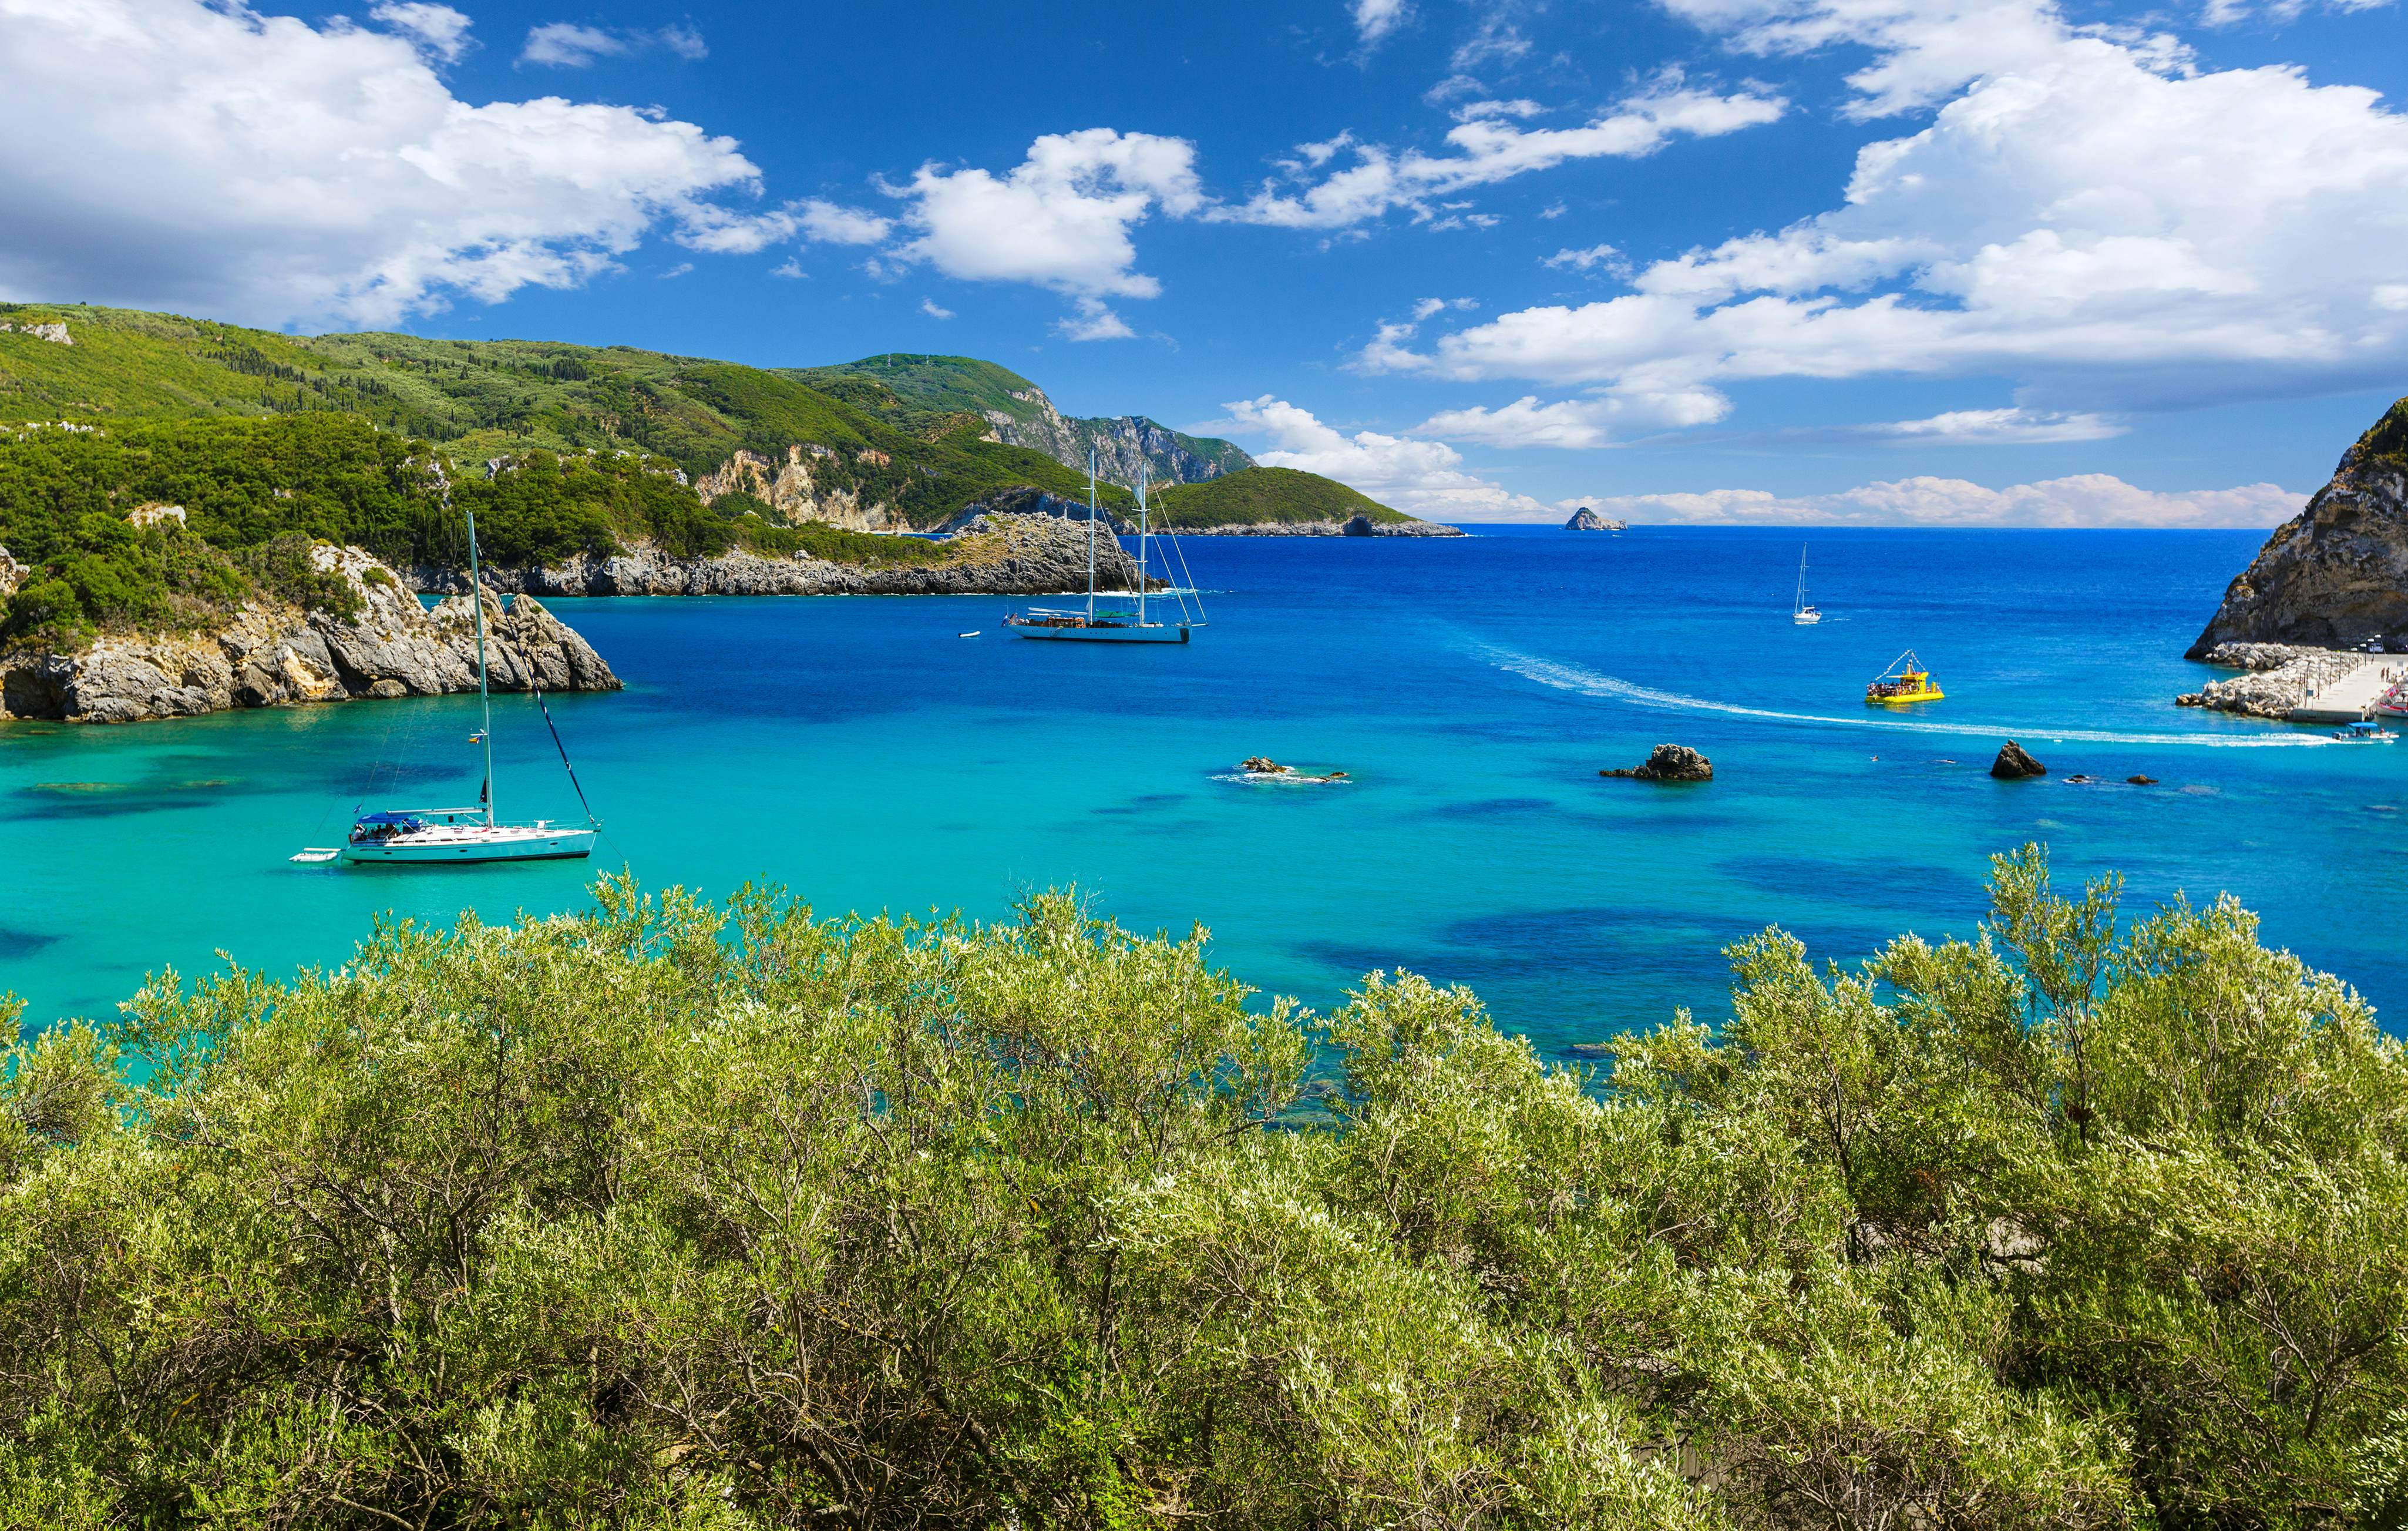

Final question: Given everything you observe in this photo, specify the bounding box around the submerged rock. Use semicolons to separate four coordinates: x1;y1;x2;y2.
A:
2187;399;2408;654
1990;741;2048;779
1601;744;1713;782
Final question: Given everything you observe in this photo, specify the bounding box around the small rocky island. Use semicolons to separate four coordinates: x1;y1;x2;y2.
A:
1600;744;1713;781
1565;507;1627;532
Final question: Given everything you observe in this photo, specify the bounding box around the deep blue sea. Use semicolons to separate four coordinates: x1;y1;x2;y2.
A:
2;526;2390;1052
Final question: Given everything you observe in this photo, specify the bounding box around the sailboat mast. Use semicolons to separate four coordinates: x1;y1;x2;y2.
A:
1136;464;1149;627
1085;448;1097;623
466;502;495;826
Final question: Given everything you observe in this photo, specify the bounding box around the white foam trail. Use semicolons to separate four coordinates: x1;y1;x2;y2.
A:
1476;643;2329;750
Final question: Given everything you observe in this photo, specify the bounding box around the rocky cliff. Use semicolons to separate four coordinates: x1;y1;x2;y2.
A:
984;388;1249;487
423;514;1153;599
693;444;908;532
1;545;617;724
2186;399;2408;656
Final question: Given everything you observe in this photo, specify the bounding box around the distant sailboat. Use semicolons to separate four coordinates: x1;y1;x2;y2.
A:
296;472;599;865
1005;455;1203;644
1792;543;1822;626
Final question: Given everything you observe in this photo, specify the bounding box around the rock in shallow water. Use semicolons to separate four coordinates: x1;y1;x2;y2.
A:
1601;744;1713;782
1991;741;2047;779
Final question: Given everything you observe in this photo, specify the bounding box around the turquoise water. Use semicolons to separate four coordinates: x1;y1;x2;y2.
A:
4;526;2393;1051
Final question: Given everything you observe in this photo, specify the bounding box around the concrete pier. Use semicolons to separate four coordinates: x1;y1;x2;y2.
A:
2290;659;2407;723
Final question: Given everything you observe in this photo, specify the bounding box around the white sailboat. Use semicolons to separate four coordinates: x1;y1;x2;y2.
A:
1792;543;1822;626
1005;456;1202;644
297;478;599;866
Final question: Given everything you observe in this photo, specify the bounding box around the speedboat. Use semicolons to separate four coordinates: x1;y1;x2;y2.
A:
2332;720;2397;743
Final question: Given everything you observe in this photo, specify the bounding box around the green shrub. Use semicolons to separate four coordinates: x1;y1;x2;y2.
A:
2;850;2402;1524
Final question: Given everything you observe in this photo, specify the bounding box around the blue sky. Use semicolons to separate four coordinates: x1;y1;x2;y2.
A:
2;0;2404;522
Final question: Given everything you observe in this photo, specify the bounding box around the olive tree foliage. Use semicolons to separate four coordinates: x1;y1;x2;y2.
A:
0;846;2402;1529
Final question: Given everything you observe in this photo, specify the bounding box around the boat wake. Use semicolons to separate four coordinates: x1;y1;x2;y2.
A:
1475;644;2329;750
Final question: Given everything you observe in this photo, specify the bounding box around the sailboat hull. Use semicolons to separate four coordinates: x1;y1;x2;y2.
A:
342;825;596;864
1010;622;1190;643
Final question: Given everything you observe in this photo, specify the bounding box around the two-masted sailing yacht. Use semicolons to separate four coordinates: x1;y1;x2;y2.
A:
1005;455;1202;644
296;482;599;865
1792;543;1822;625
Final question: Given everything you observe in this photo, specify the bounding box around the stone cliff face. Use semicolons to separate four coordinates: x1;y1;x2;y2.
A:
694;444;905;531
426;515;1152;599
1;545;618;724
982;387;1250;486
2187;402;2408;657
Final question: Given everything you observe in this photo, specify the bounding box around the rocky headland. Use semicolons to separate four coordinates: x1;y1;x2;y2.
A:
421;513;1156;599
2186;400;2408;656
1;545;617;725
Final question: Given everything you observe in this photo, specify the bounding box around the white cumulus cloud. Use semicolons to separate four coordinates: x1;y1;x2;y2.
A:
1219;71;1785;230
1579;475;2301;527
1221;395;1551;519
1367;0;2408;441
1352;0;1411;46
799;199;893;246
367;1;471;62
920;297;954;320
520;20;707;68
0;0;781;328
894;129;1202;299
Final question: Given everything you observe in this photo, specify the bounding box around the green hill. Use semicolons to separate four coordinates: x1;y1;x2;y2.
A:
1152;465;1410;528
0;304;1122;526
0;304;1427;645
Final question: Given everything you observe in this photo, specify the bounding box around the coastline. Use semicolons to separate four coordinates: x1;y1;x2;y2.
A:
1;546;617;725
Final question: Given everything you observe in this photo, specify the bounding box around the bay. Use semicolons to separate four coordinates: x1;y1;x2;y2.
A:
4;525;2390;1050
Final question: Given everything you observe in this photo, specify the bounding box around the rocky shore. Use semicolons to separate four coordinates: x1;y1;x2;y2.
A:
2174;642;2370;719
1;546;617;725
423;514;1156;599
1167;515;1464;538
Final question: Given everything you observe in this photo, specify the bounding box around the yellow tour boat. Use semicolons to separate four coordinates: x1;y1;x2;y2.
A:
1865;650;1943;705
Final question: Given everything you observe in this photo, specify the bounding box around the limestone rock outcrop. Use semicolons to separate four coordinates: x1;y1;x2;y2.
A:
1601;744;1714;782
1;545;618;724
1990;741;2047;779
694;444;907;532
0;545;22;600
2187;402;2408;655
